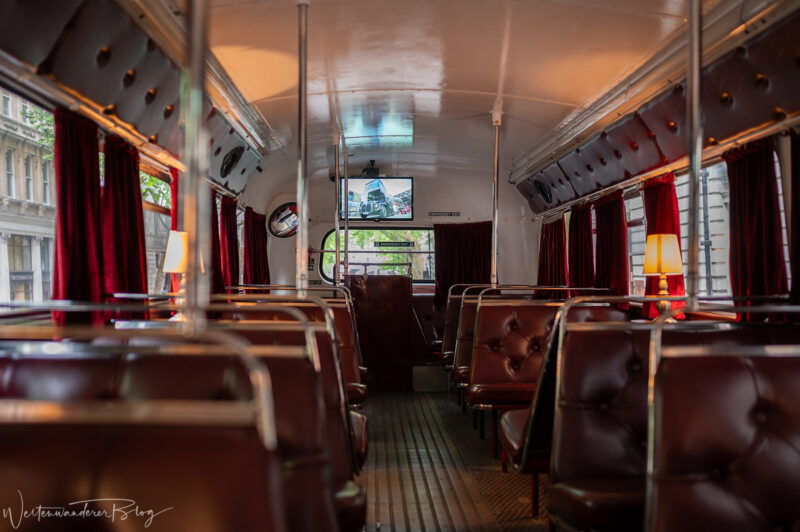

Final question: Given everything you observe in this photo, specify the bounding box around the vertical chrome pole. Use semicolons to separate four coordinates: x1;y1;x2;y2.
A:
491;111;501;287
295;0;309;296
685;0;702;309
342;135;350;278
333;138;341;286
183;0;210;332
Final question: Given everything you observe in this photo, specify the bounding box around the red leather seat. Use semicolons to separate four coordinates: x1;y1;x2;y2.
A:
451;299;479;385
499;408;527;463
441;293;463;367
466;304;558;408
549;479;645;532
649;330;800;531
549;326;650;532
0;352;289;532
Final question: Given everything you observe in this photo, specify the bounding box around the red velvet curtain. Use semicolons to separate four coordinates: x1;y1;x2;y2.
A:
593;191;629;303
537;216;568;298
723;138;788;320
791;132;800;301
209;190;225;294
642;173;686;318
219;195;240;289
101;135;148;320
433;221;492;308
52;108;104;324
168;167;181;293
568;204;594;293
243;206;270;285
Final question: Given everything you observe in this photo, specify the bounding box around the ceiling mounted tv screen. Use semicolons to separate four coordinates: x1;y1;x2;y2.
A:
339;177;413;221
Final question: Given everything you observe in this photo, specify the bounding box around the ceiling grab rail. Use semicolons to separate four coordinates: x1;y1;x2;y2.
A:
342;134;351;278
334;139;342;286
685;0;702;309
181;0;211;334
296;0;309;296
491;111;501;288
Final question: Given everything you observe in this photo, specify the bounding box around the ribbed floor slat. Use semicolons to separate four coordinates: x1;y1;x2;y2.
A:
360;393;510;531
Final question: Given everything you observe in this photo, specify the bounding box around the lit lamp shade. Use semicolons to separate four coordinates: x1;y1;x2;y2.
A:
643;234;683;276
163;230;188;274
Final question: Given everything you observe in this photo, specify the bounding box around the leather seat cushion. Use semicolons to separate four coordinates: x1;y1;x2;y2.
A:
346;383;368;405
350;410;368;469
548;478;645;532
500;409;529;464
453;365;471;384
467;383;537;407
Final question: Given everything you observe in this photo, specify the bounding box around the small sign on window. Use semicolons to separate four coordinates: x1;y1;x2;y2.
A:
375;241;414;248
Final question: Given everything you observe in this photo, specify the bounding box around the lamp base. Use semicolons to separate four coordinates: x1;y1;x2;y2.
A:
657;274;670;315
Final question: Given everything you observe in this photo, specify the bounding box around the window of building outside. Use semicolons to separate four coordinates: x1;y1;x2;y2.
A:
40;237;52;299
8;235;33;301
24;155;32;201
0;91;54;303
320;228;435;283
42;162;50;204
5;150;14;198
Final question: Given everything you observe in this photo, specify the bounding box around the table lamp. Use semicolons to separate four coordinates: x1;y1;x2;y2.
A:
163;230;188;321
643;233;683;314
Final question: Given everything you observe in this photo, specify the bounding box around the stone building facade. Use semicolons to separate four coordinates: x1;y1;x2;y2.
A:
0;90;55;302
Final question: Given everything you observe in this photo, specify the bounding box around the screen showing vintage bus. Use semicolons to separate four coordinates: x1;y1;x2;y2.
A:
339;177;413;220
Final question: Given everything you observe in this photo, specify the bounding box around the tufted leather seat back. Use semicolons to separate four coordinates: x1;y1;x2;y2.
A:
552;327;651;484
649;329;800;531
470;304;559;388
520;306;630;469
452;299;479;382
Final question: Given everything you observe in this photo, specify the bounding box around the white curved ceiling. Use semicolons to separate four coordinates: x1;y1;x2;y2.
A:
207;0;719;181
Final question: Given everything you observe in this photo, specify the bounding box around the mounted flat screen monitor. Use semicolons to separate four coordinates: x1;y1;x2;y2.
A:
339;177;413;221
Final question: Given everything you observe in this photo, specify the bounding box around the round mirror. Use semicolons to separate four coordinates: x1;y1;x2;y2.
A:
268;202;299;238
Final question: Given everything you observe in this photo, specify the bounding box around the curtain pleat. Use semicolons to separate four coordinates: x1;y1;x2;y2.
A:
593;190;629;305
51;108;104;324
433;221;492;308
243;206;270;285
168;167;181;293
101;135;148;319
536;216;568;298
209;189;225;294
568;204;594;294
642;172;686;318
219;195;240;290
723;137;788;320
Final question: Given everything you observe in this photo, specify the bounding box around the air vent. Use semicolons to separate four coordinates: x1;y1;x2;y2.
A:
220;146;244;178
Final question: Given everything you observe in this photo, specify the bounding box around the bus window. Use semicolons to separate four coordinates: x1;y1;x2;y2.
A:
320;228;434;282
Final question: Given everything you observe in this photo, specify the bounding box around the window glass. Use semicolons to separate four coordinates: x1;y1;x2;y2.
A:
8;235;33;302
20;101;29;124
625;194;646;296
42;163;50;204
41;237;52;299
1;92;9;116
320;228;435;282
140;172;171;208
143;210;171;293
5;150;13;198
24;155;32;200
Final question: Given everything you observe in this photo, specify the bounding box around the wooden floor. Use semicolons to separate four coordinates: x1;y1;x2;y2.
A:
358;393;548;531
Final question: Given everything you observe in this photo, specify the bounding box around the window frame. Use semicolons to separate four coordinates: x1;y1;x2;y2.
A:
1;91;9;117
319;226;436;284
24;155;32;200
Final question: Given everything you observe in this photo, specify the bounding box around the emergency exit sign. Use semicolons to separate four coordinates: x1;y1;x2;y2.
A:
375;241;414;248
